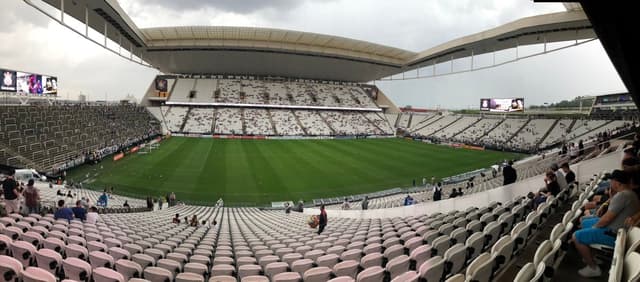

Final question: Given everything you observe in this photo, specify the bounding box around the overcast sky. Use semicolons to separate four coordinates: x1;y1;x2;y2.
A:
0;0;627;108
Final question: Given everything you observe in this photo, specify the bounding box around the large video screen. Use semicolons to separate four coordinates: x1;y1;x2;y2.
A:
480;98;524;112
1;68;57;95
42;76;58;95
1;69;17;92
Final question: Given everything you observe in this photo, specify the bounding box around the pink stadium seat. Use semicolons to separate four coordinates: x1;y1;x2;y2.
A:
390;271;419;282
264;262;289;278
23;266;56;282
115;259;142;281
0;255;23;282
239;275;269;282
316;253;340;268
386;255;410;279
34;248;62;276
92;267;125;282
11;240;38;267
65;244;89;260
108;247;130;261
272;272;302;282
89;251;115;269
328;277;356;282
183;262;208;276
143;267;173;282
303;266;332;282
210;264;235;277
360;252;383;269
333;260;359;278
62;257;92;282
356;266;385;282
132;254;155;269
175;272;204;282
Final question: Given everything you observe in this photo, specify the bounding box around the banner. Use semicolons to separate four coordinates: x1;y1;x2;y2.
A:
113;153;124;161
130;146;140;153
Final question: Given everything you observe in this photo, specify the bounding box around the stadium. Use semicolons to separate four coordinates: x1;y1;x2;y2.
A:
0;1;639;282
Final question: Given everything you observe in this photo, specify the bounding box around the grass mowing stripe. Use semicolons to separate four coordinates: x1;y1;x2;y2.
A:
66;137;522;205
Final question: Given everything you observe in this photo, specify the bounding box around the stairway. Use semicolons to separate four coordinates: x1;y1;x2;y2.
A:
178;107;192;132
411;115;444;133
407;114;414;129
427;115;463;137
266;109;278;135
451;117;482;139
505;118;531;144
317;111;337;135
360;112;384;135
210;108;217;134
536;119;560;148
240;108;246;135
291;110;309;135
474;118;505;143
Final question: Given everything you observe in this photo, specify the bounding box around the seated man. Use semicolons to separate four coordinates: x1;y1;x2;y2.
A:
573;170;640;277
71;200;87;221
54;200;74;223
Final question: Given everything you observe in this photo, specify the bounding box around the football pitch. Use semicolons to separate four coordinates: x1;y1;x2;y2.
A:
67;137;522;205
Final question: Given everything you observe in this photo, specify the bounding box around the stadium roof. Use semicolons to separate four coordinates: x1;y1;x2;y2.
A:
31;0;594;82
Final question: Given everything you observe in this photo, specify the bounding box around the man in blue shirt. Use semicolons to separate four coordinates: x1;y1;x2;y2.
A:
54;200;74;222
98;192;108;207
71;200;87;221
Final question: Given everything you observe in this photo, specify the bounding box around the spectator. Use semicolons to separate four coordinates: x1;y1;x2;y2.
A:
56;189;64;196
449;189;458;199
215;198;224;208
1;170;19;214
361;196;369;210
23;179;40;214
433;183;442;201
341;198;350;210
54;200;74;222
86;206;100;224
284;202;291;214
72;200;87;221
422;177;427;186
146;196;153;209
66;190;73;198
184;216;189;224
190;215;198;227
296;200;304;213
503;160;517;185
123;200;130;208
551;163;568;191
169;192;176;207
578;140;585;156
573;170;640;277
457;188;464;197
172;213;180;224
403;194;412;205
544;170;561;197
318;205;327;235
98;192;108;207
561;162;576;185
211;220;219;233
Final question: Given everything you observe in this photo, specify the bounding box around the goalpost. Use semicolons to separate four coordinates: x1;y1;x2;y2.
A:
138;141;161;155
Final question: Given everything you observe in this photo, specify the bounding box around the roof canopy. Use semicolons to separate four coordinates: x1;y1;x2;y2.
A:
33;0;594;82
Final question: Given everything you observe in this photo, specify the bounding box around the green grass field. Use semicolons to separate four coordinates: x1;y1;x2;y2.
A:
66;137;521;205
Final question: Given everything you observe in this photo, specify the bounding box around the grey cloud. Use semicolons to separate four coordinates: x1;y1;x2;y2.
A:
139;0;302;14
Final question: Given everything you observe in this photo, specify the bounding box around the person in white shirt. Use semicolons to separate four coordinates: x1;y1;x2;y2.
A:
551;163;568;191
86;206;101;224
341;198;350;210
